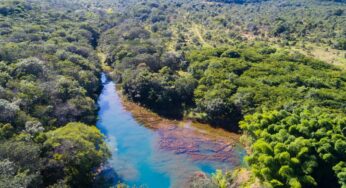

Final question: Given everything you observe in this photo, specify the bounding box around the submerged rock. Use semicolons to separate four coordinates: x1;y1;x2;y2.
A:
157;124;241;164
188;171;215;188
121;96;244;165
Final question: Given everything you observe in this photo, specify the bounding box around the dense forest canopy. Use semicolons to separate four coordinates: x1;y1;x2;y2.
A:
0;0;112;187
0;0;345;187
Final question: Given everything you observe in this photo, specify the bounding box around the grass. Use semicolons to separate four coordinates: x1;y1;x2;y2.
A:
291;43;346;70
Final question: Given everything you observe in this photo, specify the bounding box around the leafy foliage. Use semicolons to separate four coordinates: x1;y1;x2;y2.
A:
241;108;346;187
1;0;345;187
0;140;42;187
0;0;111;186
185;46;346;129
43;122;110;187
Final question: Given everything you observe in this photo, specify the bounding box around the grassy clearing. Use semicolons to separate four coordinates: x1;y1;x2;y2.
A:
291;43;346;70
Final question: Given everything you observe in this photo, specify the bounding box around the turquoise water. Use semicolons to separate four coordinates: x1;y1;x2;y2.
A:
96;74;244;187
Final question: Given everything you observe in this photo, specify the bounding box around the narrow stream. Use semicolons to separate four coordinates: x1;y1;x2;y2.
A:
96;73;245;187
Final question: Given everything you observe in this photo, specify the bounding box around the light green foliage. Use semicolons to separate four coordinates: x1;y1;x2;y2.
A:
44;122;110;186
333;162;346;188
185;46;346;130
241;108;346;187
212;170;230;188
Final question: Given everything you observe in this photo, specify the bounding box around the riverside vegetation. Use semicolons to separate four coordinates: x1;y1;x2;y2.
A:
0;0;345;187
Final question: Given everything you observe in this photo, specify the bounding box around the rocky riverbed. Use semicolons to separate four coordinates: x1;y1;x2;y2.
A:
120;94;244;165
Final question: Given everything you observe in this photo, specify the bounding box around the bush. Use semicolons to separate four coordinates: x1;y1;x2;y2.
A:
43;122;110;187
241;108;346;187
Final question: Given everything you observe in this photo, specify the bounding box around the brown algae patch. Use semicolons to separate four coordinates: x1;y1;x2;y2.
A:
118;90;244;164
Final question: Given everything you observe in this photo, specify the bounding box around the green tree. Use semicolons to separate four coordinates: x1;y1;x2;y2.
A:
0;140;42;187
241;108;346;187
43;122;110;187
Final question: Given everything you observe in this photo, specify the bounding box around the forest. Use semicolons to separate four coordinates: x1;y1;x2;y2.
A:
0;0;111;187
0;0;345;187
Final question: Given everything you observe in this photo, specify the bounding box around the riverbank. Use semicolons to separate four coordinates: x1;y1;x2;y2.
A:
119;89;241;139
116;88;245;163
96;74;247;187
98;54;248;184
116;88;257;187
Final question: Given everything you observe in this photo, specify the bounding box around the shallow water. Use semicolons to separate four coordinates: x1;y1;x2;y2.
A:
96;73;245;187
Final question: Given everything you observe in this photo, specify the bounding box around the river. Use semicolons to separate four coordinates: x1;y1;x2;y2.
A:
96;73;245;187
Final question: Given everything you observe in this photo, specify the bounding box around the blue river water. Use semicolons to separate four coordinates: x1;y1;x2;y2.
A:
96;74;244;187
